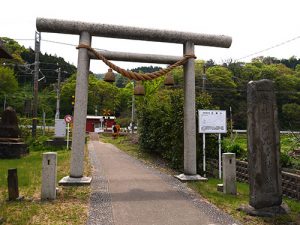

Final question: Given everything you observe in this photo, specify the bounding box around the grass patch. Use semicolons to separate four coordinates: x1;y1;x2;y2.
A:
101;134;300;225
224;133;300;154
0;145;91;225
188;179;300;225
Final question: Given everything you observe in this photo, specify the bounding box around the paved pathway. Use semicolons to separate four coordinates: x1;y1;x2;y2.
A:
87;133;240;225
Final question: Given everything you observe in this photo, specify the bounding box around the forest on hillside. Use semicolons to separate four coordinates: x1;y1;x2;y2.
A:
1;37;300;130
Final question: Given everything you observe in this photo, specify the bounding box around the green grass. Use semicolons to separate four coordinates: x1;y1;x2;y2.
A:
101;134;300;225
0;146;90;225
224;133;300;154
280;134;300;153
225;133;248;151
188;179;300;225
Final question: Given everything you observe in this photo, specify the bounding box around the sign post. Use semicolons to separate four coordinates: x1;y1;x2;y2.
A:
100;117;104;132
199;110;227;179
203;133;206;177
64;115;73;150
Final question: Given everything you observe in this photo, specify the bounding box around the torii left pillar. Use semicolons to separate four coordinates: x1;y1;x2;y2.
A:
59;31;92;185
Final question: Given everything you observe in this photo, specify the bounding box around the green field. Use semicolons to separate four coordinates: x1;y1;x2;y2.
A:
223;132;300;170
0;146;90;225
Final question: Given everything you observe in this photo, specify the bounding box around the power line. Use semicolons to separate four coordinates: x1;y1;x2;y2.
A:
42;39;77;47
42;39;107;51
13;39;34;41
235;35;300;61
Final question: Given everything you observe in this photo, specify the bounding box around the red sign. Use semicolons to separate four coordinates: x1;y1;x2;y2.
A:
64;115;73;123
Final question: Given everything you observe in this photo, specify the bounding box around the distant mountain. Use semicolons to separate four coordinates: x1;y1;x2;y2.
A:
0;37;77;86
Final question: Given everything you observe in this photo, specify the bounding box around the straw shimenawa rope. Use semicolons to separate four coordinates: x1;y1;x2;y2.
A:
77;44;196;81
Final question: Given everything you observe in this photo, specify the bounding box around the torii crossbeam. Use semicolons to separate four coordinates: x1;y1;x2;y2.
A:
36;17;232;184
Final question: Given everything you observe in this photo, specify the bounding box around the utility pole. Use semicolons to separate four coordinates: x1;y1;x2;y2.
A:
202;65;206;92
131;83;135;134
55;67;61;119
3;94;6;110
230;106;233;140
32;31;41;137
202;64;206;176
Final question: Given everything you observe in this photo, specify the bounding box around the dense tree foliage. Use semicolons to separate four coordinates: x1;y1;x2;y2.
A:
0;66;18;94
136;81;217;170
1;38;300;131
60;74;131;118
0;37;76;87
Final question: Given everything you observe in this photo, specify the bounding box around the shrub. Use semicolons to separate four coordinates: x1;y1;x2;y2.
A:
280;152;293;168
223;143;246;158
137;88;215;170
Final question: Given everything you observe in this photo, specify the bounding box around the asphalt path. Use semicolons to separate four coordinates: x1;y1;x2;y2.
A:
87;133;240;225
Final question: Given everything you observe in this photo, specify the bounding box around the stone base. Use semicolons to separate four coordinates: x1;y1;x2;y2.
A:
45;137;71;148
174;173;208;181
238;203;289;217
0;142;28;159
217;183;224;192
58;176;92;186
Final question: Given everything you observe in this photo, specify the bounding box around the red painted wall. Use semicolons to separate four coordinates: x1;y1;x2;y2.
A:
86;118;115;132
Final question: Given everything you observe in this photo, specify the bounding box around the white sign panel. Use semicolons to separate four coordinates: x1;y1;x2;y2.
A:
54;119;66;137
199;110;227;133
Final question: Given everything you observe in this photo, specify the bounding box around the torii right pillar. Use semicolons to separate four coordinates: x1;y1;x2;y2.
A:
175;41;207;181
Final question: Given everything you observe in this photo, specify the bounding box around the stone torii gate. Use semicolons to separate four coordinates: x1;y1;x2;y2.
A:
36;18;232;184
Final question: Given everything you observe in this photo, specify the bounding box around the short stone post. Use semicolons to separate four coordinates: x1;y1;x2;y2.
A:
7;168;19;200
41;152;57;200
222;153;236;195
239;79;288;216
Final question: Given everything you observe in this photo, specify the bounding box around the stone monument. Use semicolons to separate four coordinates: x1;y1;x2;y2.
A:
0;107;28;158
223;153;237;195
239;79;288;216
41;152;57;200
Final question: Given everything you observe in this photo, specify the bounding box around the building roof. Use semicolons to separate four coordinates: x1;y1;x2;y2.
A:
0;41;13;59
86;115;116;120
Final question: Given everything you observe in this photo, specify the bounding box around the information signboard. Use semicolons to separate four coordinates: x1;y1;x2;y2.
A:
54;119;66;137
199;110;227;133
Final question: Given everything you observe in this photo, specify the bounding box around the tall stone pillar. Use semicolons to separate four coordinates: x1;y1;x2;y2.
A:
175;42;206;181
240;79;288;216
59;31;92;185
183;41;196;176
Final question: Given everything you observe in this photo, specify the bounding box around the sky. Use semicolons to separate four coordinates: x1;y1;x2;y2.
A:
1;0;300;74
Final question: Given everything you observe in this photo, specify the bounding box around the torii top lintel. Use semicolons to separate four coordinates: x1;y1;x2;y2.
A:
36;17;232;48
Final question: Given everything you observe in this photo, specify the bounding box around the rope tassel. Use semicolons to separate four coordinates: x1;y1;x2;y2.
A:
77;44;196;81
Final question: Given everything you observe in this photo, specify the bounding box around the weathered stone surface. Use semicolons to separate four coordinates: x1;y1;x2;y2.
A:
0;142;28;158
45;137;71;147
0;107;28;158
174;174;207;181
217;183;224;192
36;18;232;48
58;176;92;186
70;31;91;178
223;153;237;195
41;152;57;200
0;107;20;138
247;79;282;209
7;168;19;201
238;203;289;217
